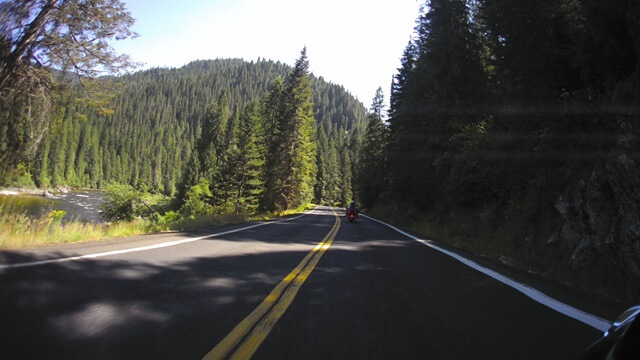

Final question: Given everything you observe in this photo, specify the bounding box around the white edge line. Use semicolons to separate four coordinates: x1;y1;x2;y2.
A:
360;213;612;332
0;208;318;271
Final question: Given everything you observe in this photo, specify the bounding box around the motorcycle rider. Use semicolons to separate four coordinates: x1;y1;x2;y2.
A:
346;201;358;219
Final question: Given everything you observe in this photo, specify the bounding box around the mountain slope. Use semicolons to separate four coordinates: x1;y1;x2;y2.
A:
28;59;366;195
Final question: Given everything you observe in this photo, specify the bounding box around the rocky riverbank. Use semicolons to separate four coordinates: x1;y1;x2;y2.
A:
0;187;104;223
0;186;72;197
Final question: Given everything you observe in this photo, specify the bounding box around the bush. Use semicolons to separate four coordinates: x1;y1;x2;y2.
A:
156;210;180;226
1;164;36;188
100;184;141;221
180;178;213;217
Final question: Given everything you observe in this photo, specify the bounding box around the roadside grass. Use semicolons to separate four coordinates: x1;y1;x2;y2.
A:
366;204;501;257
0;203;316;249
0;204;153;249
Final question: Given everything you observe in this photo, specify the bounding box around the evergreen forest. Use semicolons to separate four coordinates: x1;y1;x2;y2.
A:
4;56;366;211
2;0;640;301
357;0;640;301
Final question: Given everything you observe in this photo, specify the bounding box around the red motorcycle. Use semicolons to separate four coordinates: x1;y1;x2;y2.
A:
346;208;358;222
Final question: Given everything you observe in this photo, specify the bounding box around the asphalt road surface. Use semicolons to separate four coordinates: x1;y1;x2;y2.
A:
0;207;620;359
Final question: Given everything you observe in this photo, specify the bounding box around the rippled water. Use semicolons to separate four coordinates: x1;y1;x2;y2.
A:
0;190;105;223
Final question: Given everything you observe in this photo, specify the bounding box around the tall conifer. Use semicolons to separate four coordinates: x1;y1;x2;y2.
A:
231;101;265;211
261;48;317;211
358;90;390;209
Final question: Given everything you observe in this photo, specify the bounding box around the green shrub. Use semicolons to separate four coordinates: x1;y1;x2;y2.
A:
1;164;36;188
100;184;141;221
157;210;180;226
180;178;214;217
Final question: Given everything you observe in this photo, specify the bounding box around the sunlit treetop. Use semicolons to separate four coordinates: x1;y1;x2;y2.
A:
0;0;138;91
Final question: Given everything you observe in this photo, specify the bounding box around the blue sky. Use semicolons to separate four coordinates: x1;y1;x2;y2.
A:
111;0;422;108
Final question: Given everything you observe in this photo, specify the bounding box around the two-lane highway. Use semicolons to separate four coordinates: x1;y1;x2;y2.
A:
0;207;613;359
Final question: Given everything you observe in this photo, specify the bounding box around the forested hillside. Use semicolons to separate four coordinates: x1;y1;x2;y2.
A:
358;0;640;302
18;58;365;206
4;0;637;302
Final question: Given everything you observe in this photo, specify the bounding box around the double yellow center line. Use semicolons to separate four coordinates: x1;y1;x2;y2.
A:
203;209;341;360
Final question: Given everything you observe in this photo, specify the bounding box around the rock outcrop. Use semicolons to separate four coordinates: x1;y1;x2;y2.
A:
555;154;640;302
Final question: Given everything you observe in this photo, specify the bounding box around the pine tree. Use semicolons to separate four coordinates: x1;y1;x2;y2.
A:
390;40;417;119
175;152;201;206
313;124;329;203
324;129;341;204
340;145;353;206
370;87;385;119
31;134;51;188
196;91;229;203
388;0;486;208
63;112;78;183
347;125;363;204
358;90;390;209
279;48;317;209
197;91;229;167
88;127;103;188
231;101;265;212
50;113;69;187
152;149;163;192
216;109;240;205
260;77;286;211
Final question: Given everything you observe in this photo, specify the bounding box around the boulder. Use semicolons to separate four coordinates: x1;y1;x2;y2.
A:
555;154;640;301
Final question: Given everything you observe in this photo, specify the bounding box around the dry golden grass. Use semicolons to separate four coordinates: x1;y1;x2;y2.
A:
0;205;153;249
0;203;315;249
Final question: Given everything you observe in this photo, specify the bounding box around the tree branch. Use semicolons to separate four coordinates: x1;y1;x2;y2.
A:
0;0;60;92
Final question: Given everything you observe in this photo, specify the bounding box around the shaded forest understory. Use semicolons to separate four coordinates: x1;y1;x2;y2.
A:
355;0;640;304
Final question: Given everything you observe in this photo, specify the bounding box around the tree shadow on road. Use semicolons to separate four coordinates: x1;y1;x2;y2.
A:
0;246;331;359
0;212;607;360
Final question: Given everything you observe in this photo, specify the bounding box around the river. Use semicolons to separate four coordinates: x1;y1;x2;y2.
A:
0;190;105;223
